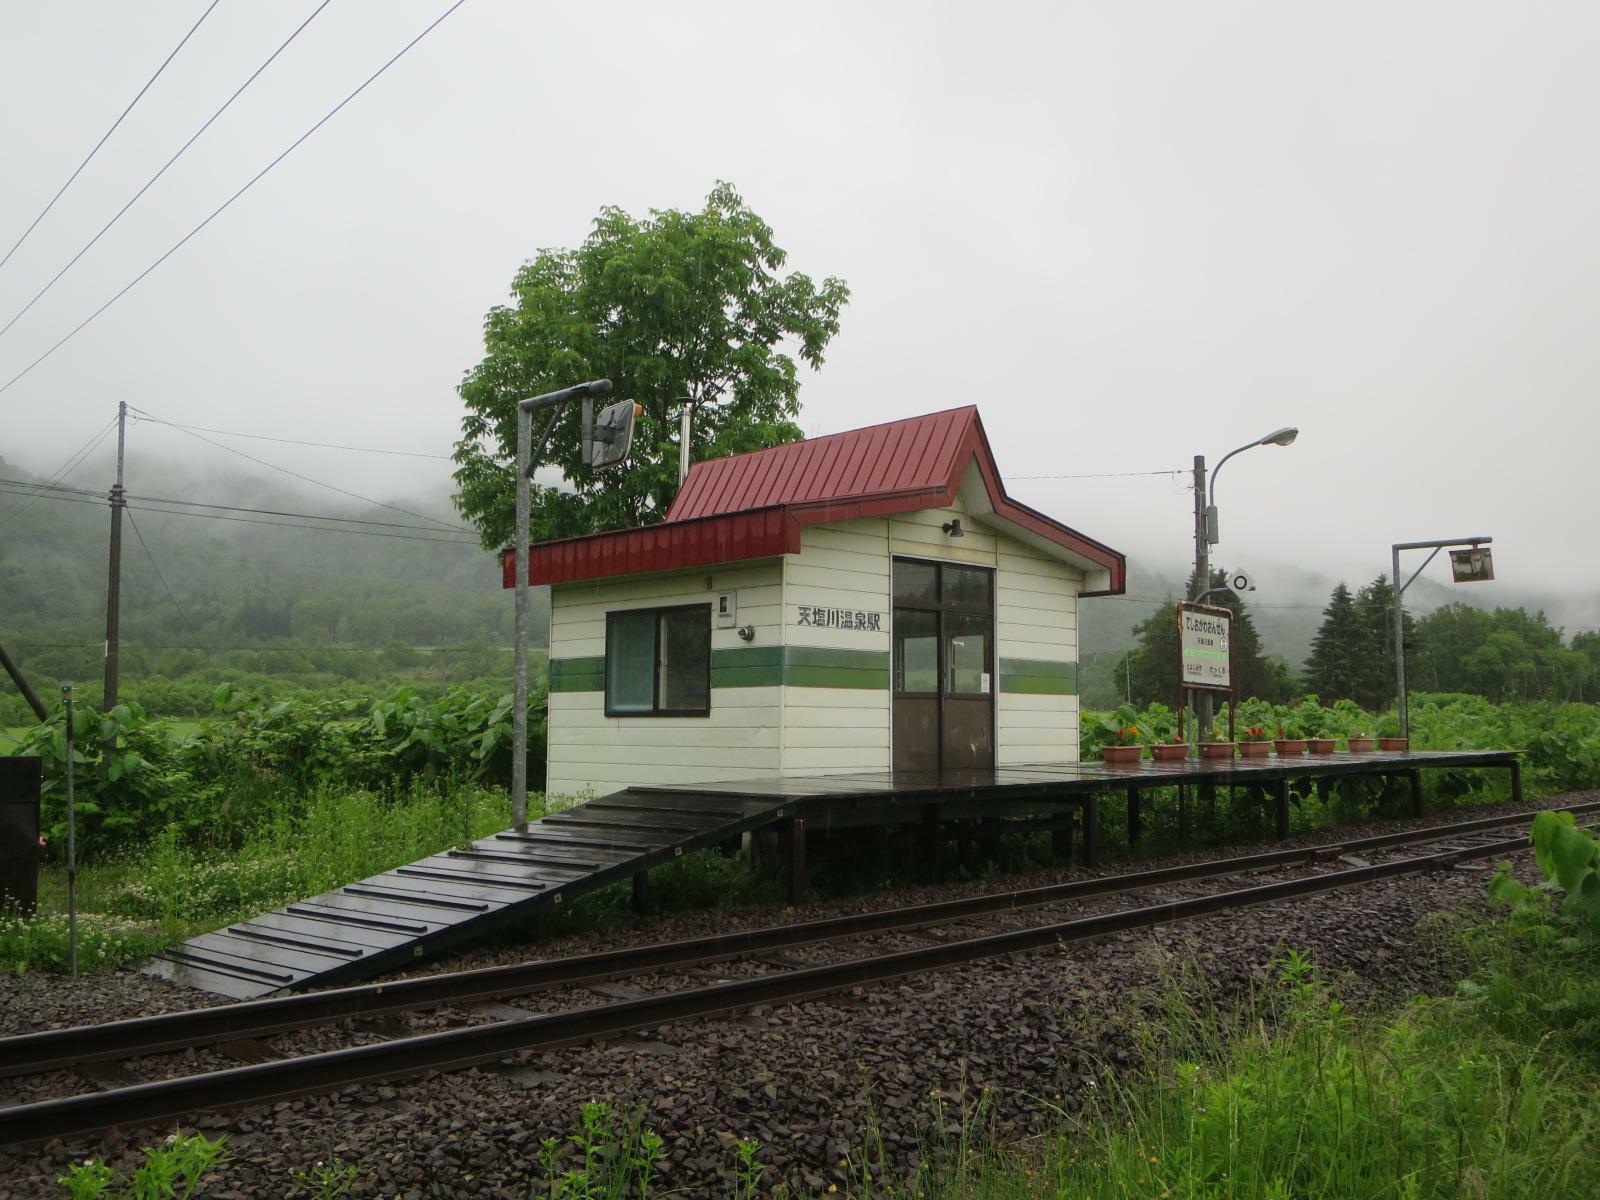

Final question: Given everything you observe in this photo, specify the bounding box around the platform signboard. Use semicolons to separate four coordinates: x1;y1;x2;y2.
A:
1178;602;1233;692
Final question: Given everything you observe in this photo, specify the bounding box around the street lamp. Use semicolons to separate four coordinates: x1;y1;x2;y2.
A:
1204;427;1298;548
1190;426;1299;736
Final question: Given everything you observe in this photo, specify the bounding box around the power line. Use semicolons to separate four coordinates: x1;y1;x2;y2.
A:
1010;468;1185;481
0;0;470;399
0;475;479;539
127;500;488;545
130;406;469;531
0;1;335;343
133;412;454;460
0;419;116;527
0;0;223;277
125;508;201;643
0;480;487;545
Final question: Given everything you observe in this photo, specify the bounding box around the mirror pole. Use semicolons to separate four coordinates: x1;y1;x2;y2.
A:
512;402;531;832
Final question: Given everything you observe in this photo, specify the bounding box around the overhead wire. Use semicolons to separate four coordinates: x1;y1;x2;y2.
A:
127;407;470;532
130;412;454;460
0;0;335;342
0;0;223;276
0;0;471;399
0;475;479;539
125;508;202;644
0;417;116;526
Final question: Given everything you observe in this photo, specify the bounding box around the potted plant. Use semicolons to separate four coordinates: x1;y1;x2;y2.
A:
1299;704;1337;754
1150;735;1189;763
1273;722;1307;757
1238;724;1273;758
1198;723;1236;760
1346;730;1375;752
1100;723;1143;765
1375;713;1408;752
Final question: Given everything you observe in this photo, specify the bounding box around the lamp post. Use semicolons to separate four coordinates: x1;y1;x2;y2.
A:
511;380;615;832
1390;536;1493;738
1192;426;1298;735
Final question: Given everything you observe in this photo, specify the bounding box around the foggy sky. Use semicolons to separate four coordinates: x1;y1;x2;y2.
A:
2;1;1597;611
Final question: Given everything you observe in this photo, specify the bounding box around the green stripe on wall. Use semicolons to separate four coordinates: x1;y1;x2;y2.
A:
548;645;891;693
549;656;605;693
998;657;1078;695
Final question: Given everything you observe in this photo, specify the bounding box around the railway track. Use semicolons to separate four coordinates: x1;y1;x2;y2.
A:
1;802;1583;1149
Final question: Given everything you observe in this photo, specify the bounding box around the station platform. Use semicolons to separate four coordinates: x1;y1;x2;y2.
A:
144;748;1520;998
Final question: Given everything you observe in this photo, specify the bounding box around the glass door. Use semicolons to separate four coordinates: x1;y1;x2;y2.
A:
892;558;994;774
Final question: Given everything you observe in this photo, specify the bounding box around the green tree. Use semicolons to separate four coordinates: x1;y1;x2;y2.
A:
1120;568;1289;707
452;183;850;548
1303;582;1364;701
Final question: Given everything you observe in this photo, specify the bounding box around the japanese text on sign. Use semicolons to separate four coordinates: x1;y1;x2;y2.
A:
797;606;881;631
1179;604;1232;691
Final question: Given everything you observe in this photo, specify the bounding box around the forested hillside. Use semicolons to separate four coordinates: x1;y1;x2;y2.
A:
0;454;546;721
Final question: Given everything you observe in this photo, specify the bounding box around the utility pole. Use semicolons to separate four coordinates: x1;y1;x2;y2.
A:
1191;454;1210;739
102;401;127;709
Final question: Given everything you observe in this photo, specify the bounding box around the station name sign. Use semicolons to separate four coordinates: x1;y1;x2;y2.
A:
1178;602;1232;692
797;606;882;631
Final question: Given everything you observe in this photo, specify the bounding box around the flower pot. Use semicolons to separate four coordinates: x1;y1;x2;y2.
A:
1306;738;1336;754
1346;737;1375;752
1378;737;1408;752
1274;739;1307;756
1238;741;1272;758
1150;742;1189;763
1101;744;1142;765
1198;741;1236;760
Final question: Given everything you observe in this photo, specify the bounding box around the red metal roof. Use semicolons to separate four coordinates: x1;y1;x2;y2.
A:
508;406;1125;592
666;406;976;521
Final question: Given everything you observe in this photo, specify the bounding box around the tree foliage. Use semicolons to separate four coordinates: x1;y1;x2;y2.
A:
452;183;850;547
1116;568;1292;707
1303;582;1363;700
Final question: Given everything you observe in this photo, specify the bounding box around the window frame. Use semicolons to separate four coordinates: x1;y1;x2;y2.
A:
891;558;995;701
603;602;713;718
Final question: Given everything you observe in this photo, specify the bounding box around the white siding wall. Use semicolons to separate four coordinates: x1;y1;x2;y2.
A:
782;520;892;774
995;540;1081;764
546;562;782;798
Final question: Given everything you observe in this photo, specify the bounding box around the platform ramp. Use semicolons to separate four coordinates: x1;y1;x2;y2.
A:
142;791;791;998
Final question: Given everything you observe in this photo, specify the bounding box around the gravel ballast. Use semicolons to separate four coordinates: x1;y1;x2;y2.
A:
0;792;1583;1199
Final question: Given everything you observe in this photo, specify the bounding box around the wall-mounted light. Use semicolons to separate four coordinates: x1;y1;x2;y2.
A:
942;519;965;538
737;624;756;642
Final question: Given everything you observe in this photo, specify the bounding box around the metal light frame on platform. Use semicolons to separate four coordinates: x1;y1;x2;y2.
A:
1175;600;1236;745
1391;535;1494;739
511;380;637;831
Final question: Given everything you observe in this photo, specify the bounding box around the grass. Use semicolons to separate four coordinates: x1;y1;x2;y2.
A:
2;779;784;975
2;780;518;974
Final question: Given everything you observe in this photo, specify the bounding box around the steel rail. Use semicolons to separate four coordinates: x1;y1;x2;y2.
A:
1;801;1584;1081
0;825;1555;1148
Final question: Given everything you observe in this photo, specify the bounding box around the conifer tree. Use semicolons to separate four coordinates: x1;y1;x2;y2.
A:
1303;582;1364;700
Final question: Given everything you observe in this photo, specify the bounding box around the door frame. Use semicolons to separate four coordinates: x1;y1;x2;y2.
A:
889;555;997;773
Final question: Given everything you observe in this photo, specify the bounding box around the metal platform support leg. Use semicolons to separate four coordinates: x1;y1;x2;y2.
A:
782;817;807;905
1408;769;1424;817
1082;794;1100;867
1127;787;1143;847
1051;807;1073;860
1273;778;1290;840
631;871;648;914
1510;759;1523;805
921;805;941;868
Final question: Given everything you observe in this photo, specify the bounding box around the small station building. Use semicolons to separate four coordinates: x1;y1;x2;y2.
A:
506;406;1126;798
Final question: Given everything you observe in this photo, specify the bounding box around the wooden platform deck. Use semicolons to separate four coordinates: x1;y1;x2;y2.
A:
145;748;1520;999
